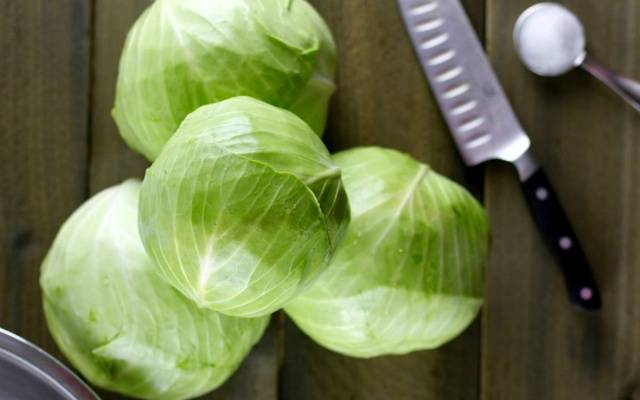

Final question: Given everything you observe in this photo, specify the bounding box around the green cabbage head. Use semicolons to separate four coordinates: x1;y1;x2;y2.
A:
139;97;350;318
113;0;336;161
40;180;269;400
286;147;489;358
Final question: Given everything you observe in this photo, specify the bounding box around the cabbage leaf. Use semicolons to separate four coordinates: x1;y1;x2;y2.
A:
113;0;336;161
139;97;350;318
40;180;269;400
286;147;489;357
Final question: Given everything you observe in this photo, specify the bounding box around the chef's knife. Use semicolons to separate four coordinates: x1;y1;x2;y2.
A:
397;0;601;310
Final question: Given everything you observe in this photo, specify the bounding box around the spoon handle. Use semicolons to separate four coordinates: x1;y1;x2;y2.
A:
519;164;601;310
581;56;640;113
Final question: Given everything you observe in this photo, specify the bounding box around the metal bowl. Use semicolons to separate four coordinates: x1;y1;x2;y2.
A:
0;327;100;399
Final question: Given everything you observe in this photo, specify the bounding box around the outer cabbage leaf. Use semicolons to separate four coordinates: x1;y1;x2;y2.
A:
285;147;489;358
139;97;350;318
113;0;336;161
40;180;269;400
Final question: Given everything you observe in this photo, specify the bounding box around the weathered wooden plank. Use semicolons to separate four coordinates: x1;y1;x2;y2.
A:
89;0;150;193
0;0;91;350
280;1;485;399
282;319;480;400
89;4;151;400
483;1;640;398
88;3;149;398
318;0;483;182
91;2;279;399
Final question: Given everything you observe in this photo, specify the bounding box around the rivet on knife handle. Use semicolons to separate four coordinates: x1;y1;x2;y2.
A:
397;0;602;310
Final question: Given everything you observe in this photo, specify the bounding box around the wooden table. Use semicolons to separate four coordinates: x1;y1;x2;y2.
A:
1;1;639;399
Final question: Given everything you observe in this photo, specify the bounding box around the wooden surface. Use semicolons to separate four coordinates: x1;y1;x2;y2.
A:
0;0;639;399
0;0;91;355
483;1;640;399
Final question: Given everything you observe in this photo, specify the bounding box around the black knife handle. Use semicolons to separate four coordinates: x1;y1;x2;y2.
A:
521;168;601;310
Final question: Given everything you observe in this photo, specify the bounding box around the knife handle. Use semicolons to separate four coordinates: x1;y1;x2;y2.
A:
520;168;601;310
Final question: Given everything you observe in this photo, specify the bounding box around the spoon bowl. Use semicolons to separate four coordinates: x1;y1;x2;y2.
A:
514;2;586;77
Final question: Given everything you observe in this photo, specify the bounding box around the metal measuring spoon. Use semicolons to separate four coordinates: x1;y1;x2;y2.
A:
513;2;640;112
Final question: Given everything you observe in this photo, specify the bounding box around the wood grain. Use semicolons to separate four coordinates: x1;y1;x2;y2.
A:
0;0;91;350
90;2;279;399
483;0;640;398
85;2;148;398
280;1;484;399
6;0;640;399
319;0;483;182
89;0;150;194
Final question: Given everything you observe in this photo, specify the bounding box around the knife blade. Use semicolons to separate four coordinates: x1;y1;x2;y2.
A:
397;0;601;310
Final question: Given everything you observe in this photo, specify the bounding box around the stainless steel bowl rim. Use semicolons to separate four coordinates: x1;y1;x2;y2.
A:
0;327;100;400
